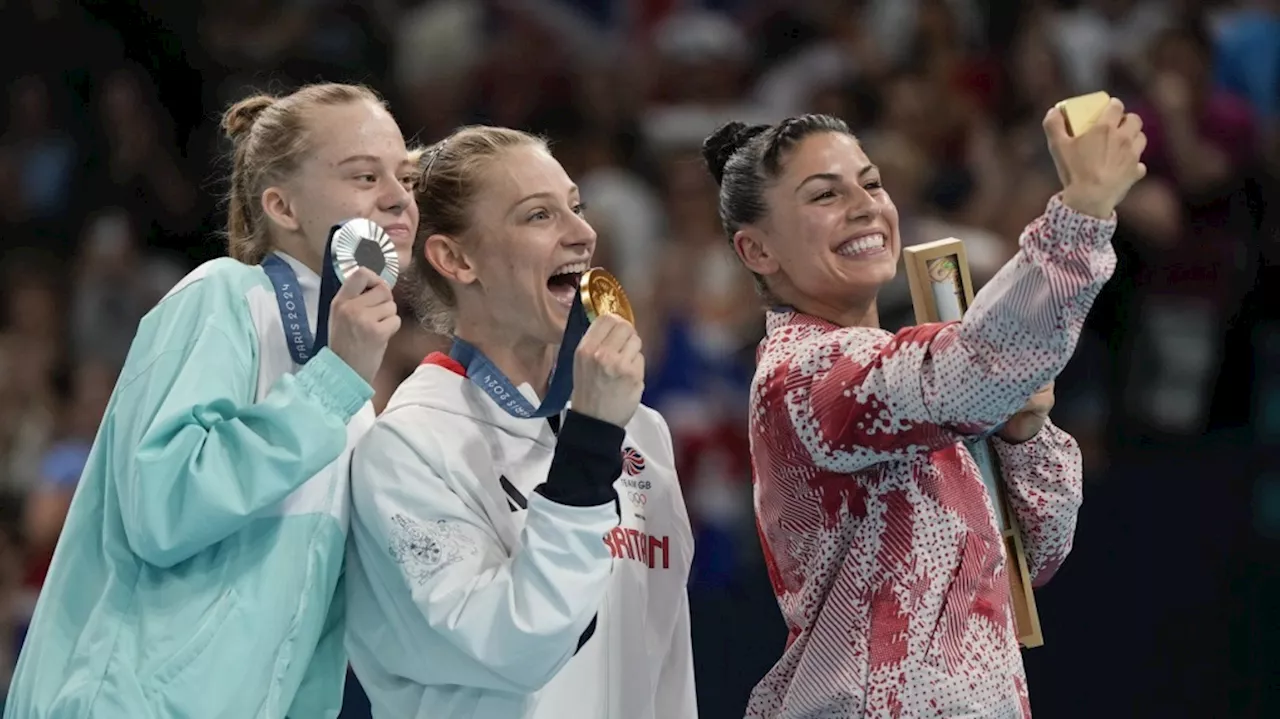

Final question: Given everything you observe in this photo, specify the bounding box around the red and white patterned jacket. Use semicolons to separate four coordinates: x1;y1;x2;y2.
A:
746;195;1116;718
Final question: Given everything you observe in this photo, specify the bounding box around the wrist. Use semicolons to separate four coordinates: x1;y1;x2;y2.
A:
996;410;1050;444
1060;188;1114;220
538;410;625;507
996;427;1035;444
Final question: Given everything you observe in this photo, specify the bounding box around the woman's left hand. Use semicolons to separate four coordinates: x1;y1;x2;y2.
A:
997;382;1055;444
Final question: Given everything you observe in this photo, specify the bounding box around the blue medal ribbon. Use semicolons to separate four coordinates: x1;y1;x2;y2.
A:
261;238;342;366
449;291;591;418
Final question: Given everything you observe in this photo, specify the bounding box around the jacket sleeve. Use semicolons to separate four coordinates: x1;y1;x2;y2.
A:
286;572;348;719
756;195;1117;474
648;408;697;716
654;588;698;718
111;275;372;568
991;419;1084;586
349;408;622;694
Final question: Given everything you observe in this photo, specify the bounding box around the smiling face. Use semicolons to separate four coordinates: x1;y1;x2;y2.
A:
265;100;419;273
435;144;597;347
734;131;900;321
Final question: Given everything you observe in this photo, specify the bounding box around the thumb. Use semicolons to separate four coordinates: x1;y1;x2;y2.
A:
1042;105;1070;144
1042;106;1071;187
334;267;379;302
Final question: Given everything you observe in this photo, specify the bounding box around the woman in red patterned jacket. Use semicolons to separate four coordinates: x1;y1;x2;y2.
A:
700;99;1147;718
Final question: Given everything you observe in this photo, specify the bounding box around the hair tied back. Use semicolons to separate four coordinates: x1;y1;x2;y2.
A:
421;139;449;180
702;121;769;185
221;95;276;142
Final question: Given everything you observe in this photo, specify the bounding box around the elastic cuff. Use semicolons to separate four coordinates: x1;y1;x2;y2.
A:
1036;193;1118;253
535;410;625;507
295;347;374;422
990;420;1051;449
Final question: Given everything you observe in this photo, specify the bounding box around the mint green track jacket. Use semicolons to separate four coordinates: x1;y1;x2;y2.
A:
4;254;373;719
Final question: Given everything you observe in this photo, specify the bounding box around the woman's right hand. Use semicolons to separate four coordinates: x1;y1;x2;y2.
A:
570;313;645;428
1044;97;1148;219
327;268;401;384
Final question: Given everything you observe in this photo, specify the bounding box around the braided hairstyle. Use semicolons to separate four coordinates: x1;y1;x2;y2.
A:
701;114;853;296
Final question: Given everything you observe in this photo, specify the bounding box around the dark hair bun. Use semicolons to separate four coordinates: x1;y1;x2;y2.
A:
702;121;768;185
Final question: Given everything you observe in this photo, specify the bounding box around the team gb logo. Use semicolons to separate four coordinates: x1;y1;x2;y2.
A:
622;446;646;476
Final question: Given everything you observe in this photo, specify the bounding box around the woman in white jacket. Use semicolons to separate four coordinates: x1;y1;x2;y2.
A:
346;125;698;719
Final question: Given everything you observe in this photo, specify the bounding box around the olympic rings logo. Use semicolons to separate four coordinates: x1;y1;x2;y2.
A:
628;491;647;506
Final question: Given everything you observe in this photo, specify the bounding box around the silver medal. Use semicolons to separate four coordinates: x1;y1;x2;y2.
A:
329;218;399;288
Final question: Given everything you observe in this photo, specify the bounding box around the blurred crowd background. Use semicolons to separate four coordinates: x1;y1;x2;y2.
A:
0;0;1278;716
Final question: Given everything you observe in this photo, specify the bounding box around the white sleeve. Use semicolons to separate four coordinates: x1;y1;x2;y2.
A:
654;589;698;718
350;412;621;694
651;408;698;716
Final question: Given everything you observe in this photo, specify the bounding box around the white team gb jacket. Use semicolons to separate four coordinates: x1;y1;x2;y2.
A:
345;353;698;719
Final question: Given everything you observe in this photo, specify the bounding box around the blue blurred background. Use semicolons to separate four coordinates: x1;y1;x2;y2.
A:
1;0;1278;716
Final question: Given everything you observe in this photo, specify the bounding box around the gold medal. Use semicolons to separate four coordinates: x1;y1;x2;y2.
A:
579;267;634;325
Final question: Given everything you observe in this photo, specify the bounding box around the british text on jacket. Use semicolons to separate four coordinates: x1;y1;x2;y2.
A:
603;528;670;569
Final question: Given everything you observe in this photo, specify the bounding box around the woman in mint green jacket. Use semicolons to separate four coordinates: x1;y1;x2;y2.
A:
4;82;419;719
